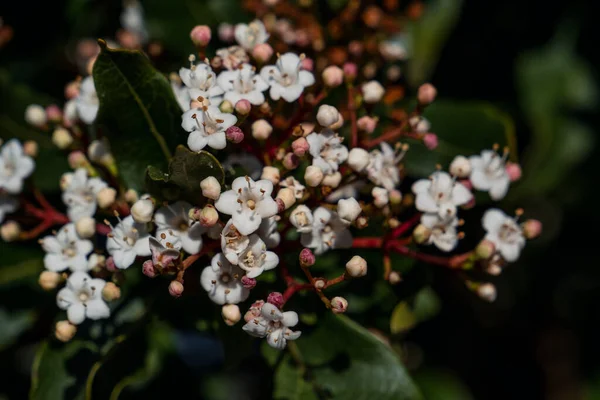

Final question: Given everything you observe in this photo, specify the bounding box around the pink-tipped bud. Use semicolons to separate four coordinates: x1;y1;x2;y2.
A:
68;151;88;169
234;99;251;115
330;296;348;314
241;275;257;289
356;116;377;134
283;153;299;170
417;83;437;105
301;57;314;72
225;126;244;143
291;137;309;157
267;292;284;308
55;321;77;342
389;190;403;205
276;188;296;210
65;82;80;99
105;256;117;272
299;248;315;268
190;25;211;47
218;23;235;42
23;140;38;157
199;205;219;227
343;62;358;81
45;104;62;122
475;240;496;259
506;162;522;182
423;133;438;150
143;260;158;278
523;219;542;239
252;43;274;63
276;198;286;213
322;65;344;87
169;280;184;298
464;197;476;209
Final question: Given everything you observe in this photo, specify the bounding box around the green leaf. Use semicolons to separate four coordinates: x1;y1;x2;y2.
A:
0;242;44;288
92;40;187;191
403;100;517;177
413;369;473;400
390;287;441;334
390;302;417;334
273;353;319;400
0;309;35;350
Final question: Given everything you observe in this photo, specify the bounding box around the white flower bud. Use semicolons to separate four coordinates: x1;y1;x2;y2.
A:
316;105;340;127
388;271;401;284
0;221;20;242
304;166;324;187
55;320;77;342
347;148;370;172
96;187;117;209
222;304;242;326
23;140;38;157
337;198;362;223
261;166;281;185
330;113;344;130
75;217;96;238
102;282;121;301
330;296;348;313
477;283;497;302
449;155;472;178
200;176;222;200
290;205;312;229
345;255;367;277
322;172;342;188
39;271;62;290
372;187;389;208
87;140;113;164
131;198;154;223
322;65;344;87
276;188;296;210
25;104;47;126
199;205;219;227
362;80;385;103
252;119;273;140
412;224;431;244
124;189;139;203
52;127;73;149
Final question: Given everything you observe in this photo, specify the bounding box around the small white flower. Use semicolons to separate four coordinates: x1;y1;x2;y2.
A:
237;234;279;278
216;45;250;70
279;177;305;199
0;193;18;224
41;223;93;272
260;53;314;102
306;130;349;175
366;142;407;191
469;149;511;200
149;236;181;270
221;220;250;264
57;271;110;325
258;216;280;248
0;139;35;194
62;168;108;222
75;76;99;124
482;209;525;262
420;214;460;252
171;78;190;111
106;216;151;269
120;0;148;41
218;63;269;106
234;19;269;51
154;201;204;254
179;60;224;105
182;105;237;151
242;302;301;350
412;171;472;219
289;205;313;233
200;253;250;305
372;186;389;208
301;207;352;255
215;176;279;236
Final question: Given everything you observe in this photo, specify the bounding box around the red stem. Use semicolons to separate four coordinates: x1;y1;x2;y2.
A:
390;213;421;239
348;87;358;148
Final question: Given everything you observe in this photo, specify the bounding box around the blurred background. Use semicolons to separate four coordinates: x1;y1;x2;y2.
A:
0;0;598;399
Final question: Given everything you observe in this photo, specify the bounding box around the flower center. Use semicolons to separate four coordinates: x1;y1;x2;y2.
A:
498;222;520;243
295;212;309;226
221;272;231;283
247;199;256;210
79;292;90;302
62;245;77;258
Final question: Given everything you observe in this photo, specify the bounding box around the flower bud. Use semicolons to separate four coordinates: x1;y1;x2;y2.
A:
276;188;296;210
55;321;77;342
322;65;344;87
292;137;309;157
234;99;251;115
322;172;342;188
459;179;473;191
60;173;73;191
330;296;348;313
475;240;496;259
0;221;20;242
449;155;472;178
105;256;117;272
372;187;389;208
88;254;105;270
23;140;38;157
423;133;438;150
330;114;344;130
75;217;96;238
343;62;357;81
267;292;284;308
102;282;121;301
338;198;361;223
304;166;323;187
88;140;113;165
222;304;242;326
46;104;63;122
251;119;272;140
316;104;340;127
347;148;370;172
412;224;431;244
200;176;222;200
417;83;437;105
345;255;367;277
190;25;211;46
283;153;299;170
169;280;184;298
410;116;431;133
218;23;234;42
389;190;402;205
506;162;522;182
199;205;219;227
68;151;88;169
131;198;154;223
252;43;274;63
124;189;139;203
356;116;377;134
487;264;502;276
39;271;61;290
241;275;257;289
356;215;368;229
261;166;281;185
96;187;117;209
299;248;315;268
477;283;497;302
523;219;542;239
388;271;402;284
143;260;158;278
224;126;244;144
25;104;47;127
362;80;384;103
301;57;314;71
52;127;73;149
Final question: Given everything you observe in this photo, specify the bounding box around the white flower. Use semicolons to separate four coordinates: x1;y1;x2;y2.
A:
366;142;406;191
260;53;314;102
0;139;35;194
182;105;237;151
179;60;224;104
154;201;204;254
234;19;269;50
482;209;525;262
221;220;250;264
200;253;250;305
306;130;348;175
0;193;18;224
279;177;305;199
75;76;99;124
57;272;110;325
258;216;280;248
120;0;148;41
420;214;460;252
62;168;108;222
237;234;279;278
217;64;269;106
41;223;93;272
216;45;250;70
412;171;472;219
301;207;352;255
289;205;313;233
149;236;181;270
171;78;190;111
242;302;301;350
106;215;151;269
215;176;278;236
469;149;511;200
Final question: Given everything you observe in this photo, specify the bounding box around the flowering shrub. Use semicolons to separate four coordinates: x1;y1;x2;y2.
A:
0;0;543;398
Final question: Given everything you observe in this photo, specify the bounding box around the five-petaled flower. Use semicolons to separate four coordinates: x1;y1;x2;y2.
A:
260;52;315;102
306;129;349;175
0;139;35;194
57;271;110;324
420;214;460;252
217;64;269;106
482;209;525;262
200;253;250;305
154;201;204;254
300;207;352;255
234;19;269;51
412;171;472;219
182;105;237;151
41;223;94;272
106;215;151;269
62;168;108;222
242;302;301;350
469;148;511;201
237;234;279;278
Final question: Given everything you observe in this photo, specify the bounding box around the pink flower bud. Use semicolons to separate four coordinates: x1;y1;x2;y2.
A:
68;151;88;169
190;25;211;46
343;62;358;81
423;133;438;150
506;162;522;182
226;126;244;143
23;140;38;157
299;248;315;268
417;83;437;105
276;198;286;213
241;276;257;289
218;23;234;42
291;137;309;157
252;43;274;63
45;104;62;122
235;99;251;115
267;292;284;308
283;153;299;170
330;296;348;313
105;256;117;272
301;57;314;72
169;280;184;298
65;82;79;99
523;219;542;239
244;300;264;322
322;65;344;87
356;116;377;134
142;260;158;278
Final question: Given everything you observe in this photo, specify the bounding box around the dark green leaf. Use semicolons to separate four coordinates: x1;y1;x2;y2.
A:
0;309;35;350
0;242;44;288
390;302;417;334
413;369;473;400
